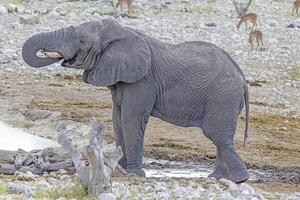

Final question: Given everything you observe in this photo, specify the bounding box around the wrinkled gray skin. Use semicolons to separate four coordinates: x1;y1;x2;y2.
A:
22;19;250;183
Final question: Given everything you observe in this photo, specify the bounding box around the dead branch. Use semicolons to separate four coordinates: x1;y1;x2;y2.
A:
232;0;253;17
56;117;123;196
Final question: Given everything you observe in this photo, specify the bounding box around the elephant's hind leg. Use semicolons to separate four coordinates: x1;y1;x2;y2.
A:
202;95;249;183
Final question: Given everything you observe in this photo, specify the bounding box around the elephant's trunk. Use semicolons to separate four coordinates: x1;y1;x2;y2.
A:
22;31;63;68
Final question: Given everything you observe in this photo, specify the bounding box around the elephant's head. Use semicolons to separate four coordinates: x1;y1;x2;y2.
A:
22;19;151;86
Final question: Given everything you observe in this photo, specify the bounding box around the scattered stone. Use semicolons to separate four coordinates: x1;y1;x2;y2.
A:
49;10;60;17
57;169;68;175
287;193;300;200
16;5;25;14
19;16;40;25
267;19;278;27
287;23;295;28
219;178;239;197
220;191;235;200
56;197;67;200
7;4;17;13
99;193;117;200
239;183;256;196
0;4;8;14
205;22;217;27
35;7;49;15
6;182;34;197
38;179;50;190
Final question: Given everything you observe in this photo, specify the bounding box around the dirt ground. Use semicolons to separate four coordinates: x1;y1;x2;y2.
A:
0;72;299;192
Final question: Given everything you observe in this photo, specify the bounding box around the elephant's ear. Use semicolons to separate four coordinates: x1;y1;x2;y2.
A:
84;19;151;87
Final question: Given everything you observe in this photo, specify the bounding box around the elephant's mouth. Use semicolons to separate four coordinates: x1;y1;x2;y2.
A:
38;50;81;68
61;58;76;68
61;57;84;69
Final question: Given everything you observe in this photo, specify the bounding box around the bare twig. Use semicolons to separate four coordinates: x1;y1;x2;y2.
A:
232;0;253;17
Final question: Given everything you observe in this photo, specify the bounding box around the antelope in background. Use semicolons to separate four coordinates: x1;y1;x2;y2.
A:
116;0;133;14
237;13;257;30
249;30;263;50
292;0;300;16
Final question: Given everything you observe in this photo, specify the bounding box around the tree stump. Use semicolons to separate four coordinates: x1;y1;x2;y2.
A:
56;117;123;196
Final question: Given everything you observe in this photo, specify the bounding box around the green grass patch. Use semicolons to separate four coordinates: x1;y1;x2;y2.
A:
35;179;96;200
199;4;214;13
34;16;40;25
0;184;6;195
2;0;24;4
287;69;300;80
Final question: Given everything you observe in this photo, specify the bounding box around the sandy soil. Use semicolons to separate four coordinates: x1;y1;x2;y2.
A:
0;71;299;192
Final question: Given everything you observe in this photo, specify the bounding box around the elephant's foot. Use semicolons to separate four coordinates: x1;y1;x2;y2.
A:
209;145;250;183
126;167;146;177
208;170;249;183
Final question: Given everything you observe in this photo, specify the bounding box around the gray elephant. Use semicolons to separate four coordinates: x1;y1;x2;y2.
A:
22;19;250;183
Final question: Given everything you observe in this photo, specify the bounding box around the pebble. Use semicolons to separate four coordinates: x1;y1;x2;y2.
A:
19;16;40;25
99;193;117;200
6;4;16;13
239;183;256;196
0;4;8;14
38;179;50;190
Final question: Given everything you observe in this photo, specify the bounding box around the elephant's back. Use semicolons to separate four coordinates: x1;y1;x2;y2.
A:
168;41;245;82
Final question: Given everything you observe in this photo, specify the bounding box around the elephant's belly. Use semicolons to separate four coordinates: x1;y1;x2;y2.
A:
151;95;206;128
151;110;204;128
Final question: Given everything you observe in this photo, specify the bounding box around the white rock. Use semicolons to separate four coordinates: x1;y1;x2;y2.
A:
56;197;67;200
57;169;67;174
16;5;25;14
287;193;300;200
219;178;239;196
38;179;50;189
99;193;117;200
219;191;235;200
7;4;17;13
154;182;167;192
209;183;222;194
49;11;60;17
239;183;256;196
0;4;8;14
6;182;34;197
266;19;279;27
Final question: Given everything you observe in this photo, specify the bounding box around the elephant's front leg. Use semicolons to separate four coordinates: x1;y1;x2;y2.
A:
121;112;150;176
113;105;127;169
118;81;156;177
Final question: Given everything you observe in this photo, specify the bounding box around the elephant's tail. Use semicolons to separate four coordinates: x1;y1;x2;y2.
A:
244;82;249;147
219;48;249;147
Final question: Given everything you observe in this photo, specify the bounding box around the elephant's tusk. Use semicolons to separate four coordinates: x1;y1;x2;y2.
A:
44;51;63;59
36;50;63;59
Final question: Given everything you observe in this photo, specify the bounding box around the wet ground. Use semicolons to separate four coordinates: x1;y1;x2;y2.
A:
0;72;299;193
0;121;59;151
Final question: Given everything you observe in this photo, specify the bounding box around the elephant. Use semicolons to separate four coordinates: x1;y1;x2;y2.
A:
22;18;250;183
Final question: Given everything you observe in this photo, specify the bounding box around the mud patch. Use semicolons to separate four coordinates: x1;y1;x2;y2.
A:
30;99;112;110
54;73;82;81
249;101;288;109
